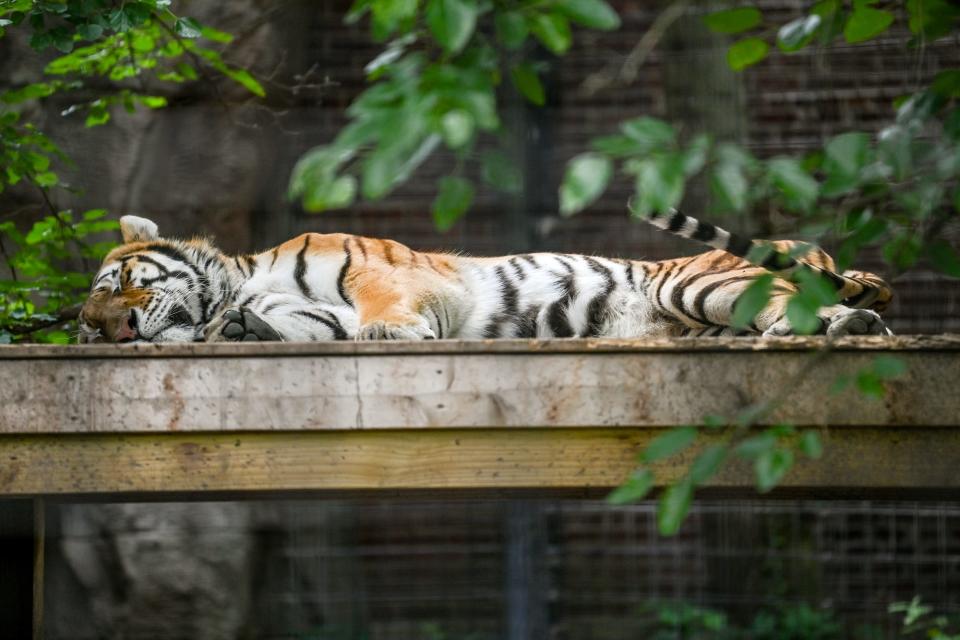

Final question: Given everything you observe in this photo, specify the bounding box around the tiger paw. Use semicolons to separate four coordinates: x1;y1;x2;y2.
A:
356;319;436;341
825;308;890;337
205;307;282;342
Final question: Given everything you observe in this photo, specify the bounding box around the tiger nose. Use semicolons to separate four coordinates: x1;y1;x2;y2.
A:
115;310;139;343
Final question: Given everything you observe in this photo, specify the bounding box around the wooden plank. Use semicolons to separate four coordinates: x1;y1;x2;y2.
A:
1;335;958;359
2;348;958;434
1;427;958;496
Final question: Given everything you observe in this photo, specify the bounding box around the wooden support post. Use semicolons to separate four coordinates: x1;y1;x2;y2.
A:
505;501;549;640
33;498;45;640
0;500;37;638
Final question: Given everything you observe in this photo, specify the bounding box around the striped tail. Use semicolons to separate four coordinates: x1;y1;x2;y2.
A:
644;208;893;312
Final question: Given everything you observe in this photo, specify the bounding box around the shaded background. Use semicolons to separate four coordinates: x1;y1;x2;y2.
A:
1;1;959;638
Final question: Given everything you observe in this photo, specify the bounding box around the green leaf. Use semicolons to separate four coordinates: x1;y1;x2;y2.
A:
768;158;818;213
731;273;773;330
786;268;838;334
735;432;778;459
688;444;727;485
657;479;693;536
873;354;906;379
591;134;643;157
481;150;522;194
799;431;823;459
137;95;168;109
200;25;234;44
606;468;654;504
620;116;675;150
510;63;545;106
494;11;528;49
559;153;612;216
529;12;572;55
704;7;762;34
755;448;793;493
681;134;711;176
174;17;203;39
821;132;870;196
426;0;478;55
303;175;357;212
844;7;893;43
555;0;620;31
224;68;265;97
432;176;474;232
641;426;698;463
927;240;960;278
33;171;58;187
726;37;769;71
777;14;822;52
627;155;686;219
440;109;474;149
710;162;748;213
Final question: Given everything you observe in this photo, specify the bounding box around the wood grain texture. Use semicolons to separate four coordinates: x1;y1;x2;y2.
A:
0;427;957;496
1;345;957;434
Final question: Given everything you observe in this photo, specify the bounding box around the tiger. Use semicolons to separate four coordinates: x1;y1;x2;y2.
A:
77;210;892;344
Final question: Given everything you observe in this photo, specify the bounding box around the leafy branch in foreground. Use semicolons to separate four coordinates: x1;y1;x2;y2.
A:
0;0;265;342
608;352;908;536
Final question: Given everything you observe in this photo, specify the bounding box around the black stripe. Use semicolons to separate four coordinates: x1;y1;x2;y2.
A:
143;244;201;277
239;294;259;308
547;274;576;337
692;274;757;324
621;260;635;291
482;321;500;339
294;310;348;340
243;255;257;275
295;235;314;299
691;221;717;243
356;238;368;260
428;307;444;339
726;235;752;258
761;252;796;270
382;240;395;266
337;239;353;306
135;255;170;273
518;254;539;268
666;210;687;232
234;256;245;276
583;258;615;336
516;306;539;338
496;266;519;315
270;249;279;270
508;257;526;281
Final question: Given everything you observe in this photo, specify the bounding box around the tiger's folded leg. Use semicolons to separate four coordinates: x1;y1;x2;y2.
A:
204;297;356;342
669;272;890;337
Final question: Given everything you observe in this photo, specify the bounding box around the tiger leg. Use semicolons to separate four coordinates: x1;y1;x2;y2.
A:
205;295;356;342
664;270;888;336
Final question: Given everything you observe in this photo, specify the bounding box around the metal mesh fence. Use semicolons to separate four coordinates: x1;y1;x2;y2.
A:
247;499;960;639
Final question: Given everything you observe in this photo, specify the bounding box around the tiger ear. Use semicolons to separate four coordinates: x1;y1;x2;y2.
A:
119;215;159;243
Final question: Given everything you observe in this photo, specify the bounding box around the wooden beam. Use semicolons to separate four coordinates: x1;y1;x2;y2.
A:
1;427;958;497
2;340;958;435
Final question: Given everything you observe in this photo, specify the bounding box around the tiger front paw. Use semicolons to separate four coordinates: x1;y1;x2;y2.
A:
204;307;282;342
356;319;436;341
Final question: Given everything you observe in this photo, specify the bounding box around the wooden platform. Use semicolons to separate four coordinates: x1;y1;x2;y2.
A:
1;335;958;498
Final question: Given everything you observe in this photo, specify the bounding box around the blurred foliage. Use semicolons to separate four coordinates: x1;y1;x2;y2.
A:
0;0;261;341
289;0;959;534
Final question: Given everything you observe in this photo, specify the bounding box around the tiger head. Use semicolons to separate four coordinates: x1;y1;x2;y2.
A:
78;216;231;343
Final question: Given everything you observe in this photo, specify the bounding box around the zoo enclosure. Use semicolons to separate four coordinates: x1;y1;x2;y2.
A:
1;336;959;638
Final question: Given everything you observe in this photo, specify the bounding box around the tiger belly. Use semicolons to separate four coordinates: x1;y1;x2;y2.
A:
451;254;674;340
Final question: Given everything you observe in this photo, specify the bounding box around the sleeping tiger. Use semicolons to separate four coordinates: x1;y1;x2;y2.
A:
77;211;892;343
